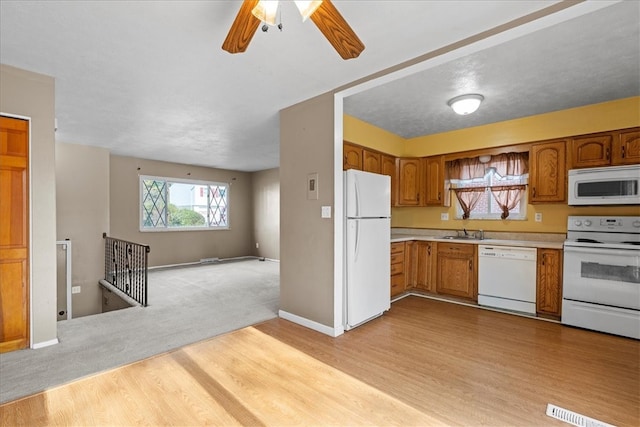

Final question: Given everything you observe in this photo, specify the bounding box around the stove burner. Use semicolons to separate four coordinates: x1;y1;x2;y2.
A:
576;238;602;244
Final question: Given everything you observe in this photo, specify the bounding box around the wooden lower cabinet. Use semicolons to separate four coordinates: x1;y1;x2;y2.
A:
390;242;406;297
413;241;436;292
436;243;476;300
536;248;563;319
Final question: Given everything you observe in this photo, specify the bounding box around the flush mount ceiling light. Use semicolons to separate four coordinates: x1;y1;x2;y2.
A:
448;94;484;115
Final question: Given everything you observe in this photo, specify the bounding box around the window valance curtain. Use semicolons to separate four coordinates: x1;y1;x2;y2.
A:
447;152;529;181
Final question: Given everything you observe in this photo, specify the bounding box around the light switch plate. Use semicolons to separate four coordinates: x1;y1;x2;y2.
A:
72;286;81;294
321;206;331;218
441;213;449;221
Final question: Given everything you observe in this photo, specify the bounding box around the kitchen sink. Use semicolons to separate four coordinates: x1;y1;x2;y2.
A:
442;235;485;240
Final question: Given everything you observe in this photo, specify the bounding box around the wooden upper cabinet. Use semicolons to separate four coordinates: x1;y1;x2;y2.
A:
397;158;423;206
363;149;381;174
529;140;566;203
612;127;640;165
381;154;397;206
569;133;612;168
343;142;363;170
423;155;448;206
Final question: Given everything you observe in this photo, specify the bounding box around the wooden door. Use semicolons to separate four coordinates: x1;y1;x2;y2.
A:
423;156;446;206
381;154;396;206
397;158;422;206
569;133;612;168
343;142;362;170
362;149;381;174
612;128;640;165
0;116;30;353
529;140;566;203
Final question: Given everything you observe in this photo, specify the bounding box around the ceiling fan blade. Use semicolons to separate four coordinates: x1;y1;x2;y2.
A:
309;0;365;60
222;0;261;54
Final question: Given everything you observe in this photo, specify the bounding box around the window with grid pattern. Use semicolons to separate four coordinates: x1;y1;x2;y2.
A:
140;175;229;231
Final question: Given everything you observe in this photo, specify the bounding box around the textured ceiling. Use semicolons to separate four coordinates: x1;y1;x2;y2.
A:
1;1;636;172
344;1;640;139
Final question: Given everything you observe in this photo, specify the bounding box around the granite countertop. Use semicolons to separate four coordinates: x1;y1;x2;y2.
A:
391;229;565;249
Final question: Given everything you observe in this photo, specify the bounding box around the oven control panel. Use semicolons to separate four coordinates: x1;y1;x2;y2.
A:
568;216;640;232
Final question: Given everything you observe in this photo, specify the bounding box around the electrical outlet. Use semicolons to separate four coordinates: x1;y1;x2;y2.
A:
72;286;81;294
441;213;449;221
535;212;543;222
256;242;259;249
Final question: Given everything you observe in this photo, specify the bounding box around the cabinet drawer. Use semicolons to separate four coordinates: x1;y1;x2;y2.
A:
391;242;405;255
438;242;474;255
390;253;405;265
390;262;404;276
391;274;405;296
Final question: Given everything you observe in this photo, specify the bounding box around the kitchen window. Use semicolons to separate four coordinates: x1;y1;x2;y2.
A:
140;175;229;231
447;152;528;220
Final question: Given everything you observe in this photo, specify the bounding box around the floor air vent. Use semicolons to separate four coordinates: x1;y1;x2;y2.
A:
546;404;614;427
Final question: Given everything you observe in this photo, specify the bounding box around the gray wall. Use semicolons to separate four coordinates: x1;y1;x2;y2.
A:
109;155;254;267
55;142;110;317
280;93;336;328
0;64;58;347
252;168;280;260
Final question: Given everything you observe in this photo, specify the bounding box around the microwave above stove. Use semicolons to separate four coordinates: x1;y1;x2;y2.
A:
568;164;640;206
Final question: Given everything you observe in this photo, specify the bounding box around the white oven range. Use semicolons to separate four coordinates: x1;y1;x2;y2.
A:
562;216;640;339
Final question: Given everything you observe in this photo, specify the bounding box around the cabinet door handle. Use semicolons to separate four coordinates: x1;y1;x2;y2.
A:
532;187;536;197
427;245;431;256
606;147;610;160
541;253;545;266
469;260;472;271
438;192;441;201
622;146;626;158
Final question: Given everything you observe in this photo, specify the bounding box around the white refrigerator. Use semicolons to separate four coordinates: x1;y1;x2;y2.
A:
344;169;391;330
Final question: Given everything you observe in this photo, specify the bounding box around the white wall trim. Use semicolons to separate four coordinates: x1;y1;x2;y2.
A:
333;95;345;334
279;310;344;337
56;240;73;319
32;338;59;349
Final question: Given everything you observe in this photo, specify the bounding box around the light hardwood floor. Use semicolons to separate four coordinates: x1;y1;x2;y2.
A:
1;296;638;426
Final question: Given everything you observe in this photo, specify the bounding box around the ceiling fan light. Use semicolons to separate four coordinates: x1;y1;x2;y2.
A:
294;0;323;21
448;94;484;115
252;0;279;26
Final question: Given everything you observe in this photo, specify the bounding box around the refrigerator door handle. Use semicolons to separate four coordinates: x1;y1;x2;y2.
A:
354;175;360;218
354;220;360;262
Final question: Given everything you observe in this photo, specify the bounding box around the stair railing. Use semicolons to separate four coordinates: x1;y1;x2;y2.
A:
103;234;150;307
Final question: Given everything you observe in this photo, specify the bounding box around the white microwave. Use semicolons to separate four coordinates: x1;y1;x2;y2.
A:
568;164;640;205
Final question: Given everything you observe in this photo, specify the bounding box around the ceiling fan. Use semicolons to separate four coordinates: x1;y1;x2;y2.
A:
222;0;365;60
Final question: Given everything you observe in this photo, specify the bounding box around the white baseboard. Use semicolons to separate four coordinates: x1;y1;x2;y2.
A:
32;338;59;349
278;310;344;337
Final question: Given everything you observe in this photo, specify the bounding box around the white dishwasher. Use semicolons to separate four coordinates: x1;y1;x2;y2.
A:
478;245;537;314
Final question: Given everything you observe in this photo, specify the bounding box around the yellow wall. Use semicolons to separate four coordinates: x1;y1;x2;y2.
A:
344;97;640;234
343;114;405;156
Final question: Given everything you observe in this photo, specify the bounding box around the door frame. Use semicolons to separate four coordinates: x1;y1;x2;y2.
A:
1;112;33;348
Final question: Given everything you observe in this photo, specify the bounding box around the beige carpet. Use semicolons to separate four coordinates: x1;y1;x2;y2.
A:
0;259;279;404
